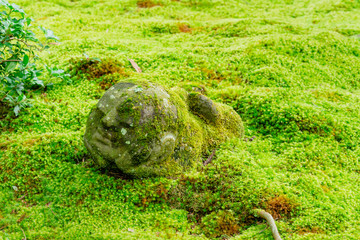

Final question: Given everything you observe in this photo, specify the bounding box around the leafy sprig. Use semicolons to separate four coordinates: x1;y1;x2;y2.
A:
0;0;68;116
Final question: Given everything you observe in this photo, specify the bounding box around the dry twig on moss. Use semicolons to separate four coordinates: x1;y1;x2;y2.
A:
253;209;282;240
203;149;216;166
0;224;9;231
128;59;142;73
20;227;27;240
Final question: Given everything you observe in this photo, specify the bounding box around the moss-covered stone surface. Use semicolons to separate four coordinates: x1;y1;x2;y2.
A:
84;80;243;177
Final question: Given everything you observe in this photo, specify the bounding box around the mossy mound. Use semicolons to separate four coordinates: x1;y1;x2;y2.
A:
69;58;131;90
84;80;244;177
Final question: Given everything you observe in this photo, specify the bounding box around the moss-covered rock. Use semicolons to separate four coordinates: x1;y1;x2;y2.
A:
84;80;243;177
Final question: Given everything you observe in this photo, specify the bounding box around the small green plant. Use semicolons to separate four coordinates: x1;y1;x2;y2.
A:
0;0;67;116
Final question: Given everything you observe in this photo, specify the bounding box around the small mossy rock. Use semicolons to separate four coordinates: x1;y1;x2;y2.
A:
188;92;219;124
84;81;244;177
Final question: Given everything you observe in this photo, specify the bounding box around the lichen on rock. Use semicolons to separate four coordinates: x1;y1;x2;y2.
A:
84;80;244;177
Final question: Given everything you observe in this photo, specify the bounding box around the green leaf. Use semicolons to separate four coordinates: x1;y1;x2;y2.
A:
14;105;20;116
23;54;29;66
5;61;17;72
9;3;25;16
0;0;9;7
39;26;59;40
46;82;54;90
26;17;33;26
91;57;101;62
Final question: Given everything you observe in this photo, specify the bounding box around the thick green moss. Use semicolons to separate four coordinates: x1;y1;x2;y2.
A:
3;0;360;239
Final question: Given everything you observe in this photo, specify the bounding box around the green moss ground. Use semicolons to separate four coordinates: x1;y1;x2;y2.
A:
1;0;360;239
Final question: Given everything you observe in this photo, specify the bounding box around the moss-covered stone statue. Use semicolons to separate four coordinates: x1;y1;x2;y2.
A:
84;81;243;177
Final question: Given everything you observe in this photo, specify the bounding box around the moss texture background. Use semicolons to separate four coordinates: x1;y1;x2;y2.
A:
1;0;360;239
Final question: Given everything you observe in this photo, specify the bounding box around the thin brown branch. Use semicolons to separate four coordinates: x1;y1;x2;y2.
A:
257;224;270;234
0;59;21;64
17;213;27;223
8;37;42;51
0;224;9;231
128;59;142;73
20;227;26;240
203;149;216;166
17;194;28;201
46;202;58;216
1;90;12;101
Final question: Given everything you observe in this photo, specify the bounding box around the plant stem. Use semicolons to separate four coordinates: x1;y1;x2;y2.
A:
0;59;21;64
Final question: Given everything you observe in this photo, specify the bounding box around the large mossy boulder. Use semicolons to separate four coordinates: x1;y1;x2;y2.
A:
84;81;243;177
